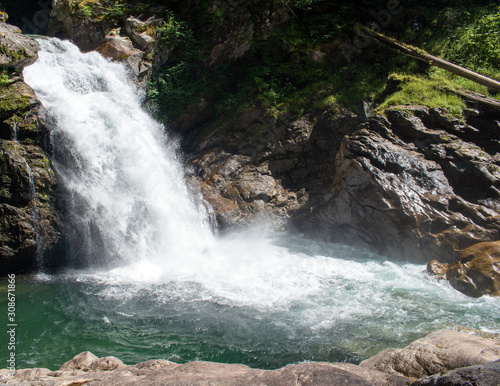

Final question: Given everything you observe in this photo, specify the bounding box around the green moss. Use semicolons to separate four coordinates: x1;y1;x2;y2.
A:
0;44;28;63
0;69;14;87
377;72;465;116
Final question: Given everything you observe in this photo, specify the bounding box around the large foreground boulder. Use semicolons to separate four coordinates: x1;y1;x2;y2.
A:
360;329;500;380
412;359;500;385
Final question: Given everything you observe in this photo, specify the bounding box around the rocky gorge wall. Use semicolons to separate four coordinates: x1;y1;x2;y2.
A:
1;0;499;297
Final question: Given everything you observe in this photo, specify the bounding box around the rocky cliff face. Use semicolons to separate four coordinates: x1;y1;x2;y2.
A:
180;105;500;265
0;21;62;276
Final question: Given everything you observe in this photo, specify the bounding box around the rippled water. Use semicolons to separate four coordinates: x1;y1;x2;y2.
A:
2;231;499;370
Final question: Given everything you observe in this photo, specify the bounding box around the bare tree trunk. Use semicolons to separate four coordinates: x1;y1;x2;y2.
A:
360;26;500;92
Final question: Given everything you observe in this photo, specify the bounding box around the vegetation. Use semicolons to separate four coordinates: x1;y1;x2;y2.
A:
54;0;500;122
0;69;14;87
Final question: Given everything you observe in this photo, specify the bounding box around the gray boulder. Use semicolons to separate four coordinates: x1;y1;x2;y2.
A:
0;22;38;70
360;329;500;379
0;353;409;385
412;359;500;385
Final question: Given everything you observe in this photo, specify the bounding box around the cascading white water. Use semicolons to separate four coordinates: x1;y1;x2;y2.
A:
24;38;215;268
19;38;499;370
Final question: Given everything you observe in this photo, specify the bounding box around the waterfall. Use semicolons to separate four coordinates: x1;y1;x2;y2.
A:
17;39;500;370
23;38;215;268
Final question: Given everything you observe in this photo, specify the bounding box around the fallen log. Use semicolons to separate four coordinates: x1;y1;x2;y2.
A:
436;86;500;113
360;26;500;92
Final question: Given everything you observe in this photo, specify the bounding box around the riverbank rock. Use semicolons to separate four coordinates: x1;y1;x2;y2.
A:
412;359;500;385
4;329;500;385
0;354;409;385
359;329;500;380
446;241;500;297
0;22;38;69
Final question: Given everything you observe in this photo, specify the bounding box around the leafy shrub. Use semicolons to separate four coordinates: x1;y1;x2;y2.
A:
147;62;204;122
447;6;500;70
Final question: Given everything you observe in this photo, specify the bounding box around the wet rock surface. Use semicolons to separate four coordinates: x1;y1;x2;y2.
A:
0;22;62;276
0;138;62;276
182;105;500;265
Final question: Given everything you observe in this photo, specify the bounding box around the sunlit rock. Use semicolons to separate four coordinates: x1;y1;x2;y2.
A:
0;22;38;69
446;241;500;297
413;359;500;385
360;329;500;379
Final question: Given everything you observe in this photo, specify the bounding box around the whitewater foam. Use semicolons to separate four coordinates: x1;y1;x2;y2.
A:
24;38;214;268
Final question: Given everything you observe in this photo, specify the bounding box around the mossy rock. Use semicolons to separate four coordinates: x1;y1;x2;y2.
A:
0;21;38;70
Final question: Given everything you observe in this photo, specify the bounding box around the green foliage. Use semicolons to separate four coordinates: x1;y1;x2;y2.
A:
145;0;500;124
446;6;500;70
146;10;207;122
101;2;126;20
156;12;198;57
147;62;204;122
